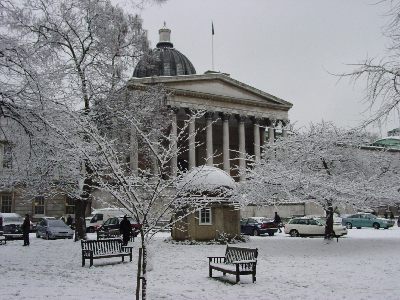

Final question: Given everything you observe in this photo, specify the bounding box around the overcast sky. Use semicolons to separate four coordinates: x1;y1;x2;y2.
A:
131;0;398;136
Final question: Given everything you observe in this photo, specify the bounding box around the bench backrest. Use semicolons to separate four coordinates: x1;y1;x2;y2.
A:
81;238;123;254
225;245;258;264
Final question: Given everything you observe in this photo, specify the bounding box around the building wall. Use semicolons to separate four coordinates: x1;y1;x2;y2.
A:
172;204;240;241
241;202;325;219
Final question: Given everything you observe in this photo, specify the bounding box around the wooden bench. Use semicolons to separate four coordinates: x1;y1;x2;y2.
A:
208;245;258;283
96;230;135;242
0;231;6;245
81;238;133;267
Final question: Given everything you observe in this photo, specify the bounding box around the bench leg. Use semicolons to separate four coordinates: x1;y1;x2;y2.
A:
235;265;240;283
82;257;85;267
129;252;132;262
90;258;93;267
252;273;256;283
209;266;212;278
122;255;125;262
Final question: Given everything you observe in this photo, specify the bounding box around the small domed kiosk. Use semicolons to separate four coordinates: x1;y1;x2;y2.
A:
172;166;240;241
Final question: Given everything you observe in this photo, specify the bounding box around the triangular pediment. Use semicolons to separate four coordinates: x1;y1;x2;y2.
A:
129;73;292;109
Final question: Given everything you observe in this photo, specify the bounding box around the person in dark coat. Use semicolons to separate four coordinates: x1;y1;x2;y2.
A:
119;215;132;246
274;212;282;233
66;215;73;227
22;214;30;246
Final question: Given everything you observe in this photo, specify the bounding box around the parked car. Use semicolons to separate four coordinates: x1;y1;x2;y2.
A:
0;213;24;240
99;216;142;236
31;216;56;232
86;208;130;233
240;217;278;236
284;217;347;237
341;213;395;229
36;218;74;239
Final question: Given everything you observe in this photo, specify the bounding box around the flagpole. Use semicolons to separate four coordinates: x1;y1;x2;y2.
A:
212;34;214;71
211;21;214;71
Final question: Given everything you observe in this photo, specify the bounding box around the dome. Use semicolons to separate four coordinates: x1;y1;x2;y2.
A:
177;166;236;195
133;26;196;78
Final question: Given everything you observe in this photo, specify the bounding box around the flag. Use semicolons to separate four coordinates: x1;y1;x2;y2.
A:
212;22;214;35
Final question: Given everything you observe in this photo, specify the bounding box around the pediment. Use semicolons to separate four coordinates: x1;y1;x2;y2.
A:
129;73;292;110
161;75;292;109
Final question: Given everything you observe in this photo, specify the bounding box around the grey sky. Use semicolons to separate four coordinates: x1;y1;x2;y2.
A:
135;0;397;136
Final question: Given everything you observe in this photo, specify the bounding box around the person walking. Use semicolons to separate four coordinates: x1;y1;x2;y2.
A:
22;214;30;246
66;215;73;227
274;212;282;233
119;215;132;246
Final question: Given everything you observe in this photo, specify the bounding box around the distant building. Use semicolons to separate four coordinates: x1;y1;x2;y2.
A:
128;25;292;181
387;127;400;137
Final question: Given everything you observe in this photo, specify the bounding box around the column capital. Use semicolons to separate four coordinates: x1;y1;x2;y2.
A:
205;111;214;120
236;114;247;123
220;112;231;121
169;106;180;114
185;108;197;116
281;119;290;127
250;116;262;125
267;118;277;127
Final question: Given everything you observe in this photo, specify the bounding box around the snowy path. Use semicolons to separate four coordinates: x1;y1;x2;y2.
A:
1;227;399;300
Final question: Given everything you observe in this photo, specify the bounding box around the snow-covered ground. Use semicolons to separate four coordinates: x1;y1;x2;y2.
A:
1;227;399;300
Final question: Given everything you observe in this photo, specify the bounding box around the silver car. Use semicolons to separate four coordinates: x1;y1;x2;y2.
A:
36;219;74;239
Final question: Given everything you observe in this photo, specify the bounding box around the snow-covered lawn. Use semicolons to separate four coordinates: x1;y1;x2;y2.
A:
1;227;399;300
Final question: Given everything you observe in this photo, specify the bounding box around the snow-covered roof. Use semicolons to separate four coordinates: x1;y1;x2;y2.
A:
177;166;236;194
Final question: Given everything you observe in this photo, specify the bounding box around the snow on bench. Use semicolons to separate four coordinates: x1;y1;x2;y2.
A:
208;245;258;283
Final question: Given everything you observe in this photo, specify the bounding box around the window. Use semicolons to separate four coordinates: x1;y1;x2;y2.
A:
0;194;12;213
199;208;212;225
34;196;45;215
0;142;12;169
65;197;75;214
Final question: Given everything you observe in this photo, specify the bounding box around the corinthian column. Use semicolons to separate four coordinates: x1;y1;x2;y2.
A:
130;125;138;176
221;113;230;173
188;113;196;170
170;108;178;177
253;118;261;163
205;112;214;166
268;118;276;144
237;115;246;181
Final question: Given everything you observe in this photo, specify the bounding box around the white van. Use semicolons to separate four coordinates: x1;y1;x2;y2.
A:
86;207;130;233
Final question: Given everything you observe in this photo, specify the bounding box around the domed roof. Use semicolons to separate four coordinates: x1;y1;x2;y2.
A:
133;26;196;78
177;166;236;195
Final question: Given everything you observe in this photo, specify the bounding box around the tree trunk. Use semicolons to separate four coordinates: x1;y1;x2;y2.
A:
74;162;93;241
74;198;87;241
325;204;334;240
135;231;148;300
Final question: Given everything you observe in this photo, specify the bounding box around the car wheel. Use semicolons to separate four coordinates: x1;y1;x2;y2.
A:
268;232;274;236
253;229;259;236
289;229;299;237
45;232;50;240
357;227;361;229
36;232;40;238
373;223;380;229
345;222;352;229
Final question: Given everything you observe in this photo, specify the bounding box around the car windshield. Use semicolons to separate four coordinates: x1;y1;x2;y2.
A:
48;220;68;227
4;217;23;223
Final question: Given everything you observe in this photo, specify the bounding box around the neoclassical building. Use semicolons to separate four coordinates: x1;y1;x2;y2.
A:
128;26;293;180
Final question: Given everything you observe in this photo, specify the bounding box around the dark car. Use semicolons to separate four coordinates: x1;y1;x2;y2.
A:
240;217;278;236
100;216;142;236
0;213;24;240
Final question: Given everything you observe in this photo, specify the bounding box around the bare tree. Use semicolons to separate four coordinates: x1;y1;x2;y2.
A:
342;1;400;127
0;0;149;239
237;122;400;239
